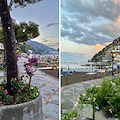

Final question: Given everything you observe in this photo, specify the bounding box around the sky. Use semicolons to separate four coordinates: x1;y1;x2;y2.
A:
61;0;120;62
10;0;59;49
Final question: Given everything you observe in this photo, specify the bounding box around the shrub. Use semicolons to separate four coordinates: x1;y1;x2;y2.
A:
76;76;120;119
0;77;39;105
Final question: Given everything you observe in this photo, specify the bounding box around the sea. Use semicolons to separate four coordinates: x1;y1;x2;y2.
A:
61;61;92;72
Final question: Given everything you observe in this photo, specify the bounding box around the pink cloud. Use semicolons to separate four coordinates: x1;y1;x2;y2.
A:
90;44;105;51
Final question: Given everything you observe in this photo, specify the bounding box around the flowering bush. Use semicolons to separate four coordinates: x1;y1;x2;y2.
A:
61;109;79;120
52;64;57;67
75;76;120;119
61;99;80;120
0;77;39;105
24;57;38;86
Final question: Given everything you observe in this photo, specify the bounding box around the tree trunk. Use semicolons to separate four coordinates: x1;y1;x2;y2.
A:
0;0;18;93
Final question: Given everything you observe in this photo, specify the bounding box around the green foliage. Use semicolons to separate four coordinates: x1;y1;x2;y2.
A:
29;86;39;99
61;99;80;120
61;109;79;120
0;62;7;70
10;78;24;93
47;59;50;63
17;43;30;54
14;0;42;8
4;95;14;105
52;64;57;67
0;77;39;105
0;21;39;44
91;37;120;62
14;21;39;43
76;76;120;119
0;27;4;44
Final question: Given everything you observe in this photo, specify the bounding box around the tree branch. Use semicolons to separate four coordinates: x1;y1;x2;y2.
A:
8;0;14;11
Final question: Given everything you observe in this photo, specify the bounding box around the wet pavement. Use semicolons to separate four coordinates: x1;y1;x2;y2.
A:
17;57;59;120
61;78;103;119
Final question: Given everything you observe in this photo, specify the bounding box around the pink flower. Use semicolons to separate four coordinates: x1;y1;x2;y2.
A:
23;77;26;80
14;78;17;81
21;86;24;90
5;89;8;94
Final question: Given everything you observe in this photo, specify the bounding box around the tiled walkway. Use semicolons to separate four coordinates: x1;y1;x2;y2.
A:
61;78;103;119
18;57;59;120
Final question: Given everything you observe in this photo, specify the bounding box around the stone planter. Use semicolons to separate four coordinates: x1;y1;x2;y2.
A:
0;92;43;120
82;104;115;120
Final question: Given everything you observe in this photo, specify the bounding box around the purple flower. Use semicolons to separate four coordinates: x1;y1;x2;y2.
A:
107;101;110;104
24;57;38;76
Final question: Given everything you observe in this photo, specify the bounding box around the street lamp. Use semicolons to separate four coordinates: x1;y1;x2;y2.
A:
111;47;116;76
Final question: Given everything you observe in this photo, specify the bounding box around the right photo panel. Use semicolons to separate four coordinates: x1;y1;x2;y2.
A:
61;0;120;120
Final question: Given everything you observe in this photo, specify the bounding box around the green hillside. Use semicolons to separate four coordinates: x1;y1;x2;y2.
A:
91;37;120;62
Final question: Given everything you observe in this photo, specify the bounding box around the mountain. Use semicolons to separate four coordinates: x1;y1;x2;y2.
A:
26;40;58;55
91;37;120;62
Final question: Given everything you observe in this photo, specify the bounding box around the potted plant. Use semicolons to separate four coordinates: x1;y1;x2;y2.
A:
45;63;49;67
52;64;57;70
0;57;43;120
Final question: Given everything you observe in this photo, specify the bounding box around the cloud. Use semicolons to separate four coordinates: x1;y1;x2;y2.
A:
105;42;112;45
42;38;49;42
61;39;99;57
90;44;105;51
61;0;120;46
46;23;59;27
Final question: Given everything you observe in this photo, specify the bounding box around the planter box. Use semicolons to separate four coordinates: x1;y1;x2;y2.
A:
46;65;49;67
0;92;43;120
82;104;115;120
52;66;57;70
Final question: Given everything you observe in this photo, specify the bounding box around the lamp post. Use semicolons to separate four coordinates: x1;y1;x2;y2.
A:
111;47;116;76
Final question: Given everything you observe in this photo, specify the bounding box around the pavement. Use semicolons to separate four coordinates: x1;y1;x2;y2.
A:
61;77;103;119
0;57;59;120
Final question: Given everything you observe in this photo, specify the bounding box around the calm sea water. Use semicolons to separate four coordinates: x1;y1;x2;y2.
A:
61;61;92;72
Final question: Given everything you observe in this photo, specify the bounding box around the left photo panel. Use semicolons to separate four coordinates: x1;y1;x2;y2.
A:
0;0;59;120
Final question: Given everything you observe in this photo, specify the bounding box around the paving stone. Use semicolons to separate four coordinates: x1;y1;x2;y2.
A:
43;102;59;119
40;86;58;93
61;93;73;109
74;87;85;93
62;87;73;94
81;117;91;120
55;90;59;95
61;93;73;100
31;82;42;88
42;116;54;120
74;89;84;95
74;95;81;101
82;83;91;90
17;57;59;120
31;80;47;86
46;82;59;88
74;83;83;88
49;94;59;104
40;91;53;100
